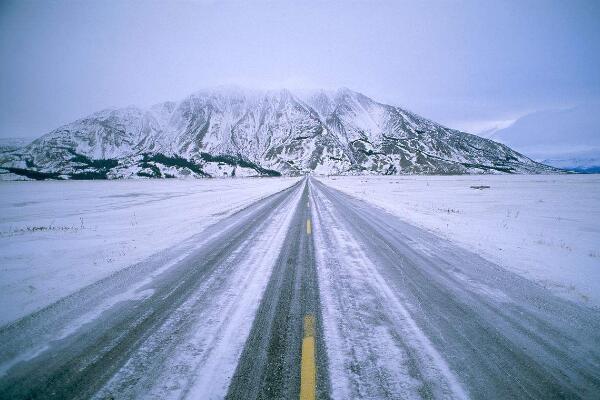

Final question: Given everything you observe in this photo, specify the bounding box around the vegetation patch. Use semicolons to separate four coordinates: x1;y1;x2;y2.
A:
70;153;119;170
461;163;514;173
3;167;62;180
143;153;208;177
200;152;281;176
70;171;110;180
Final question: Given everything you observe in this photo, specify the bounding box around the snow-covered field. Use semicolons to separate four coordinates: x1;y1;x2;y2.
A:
2;174;598;330
0;177;299;326
319;174;600;308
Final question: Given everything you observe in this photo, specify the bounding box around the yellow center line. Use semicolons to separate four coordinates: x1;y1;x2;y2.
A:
300;314;316;400
306;219;312;235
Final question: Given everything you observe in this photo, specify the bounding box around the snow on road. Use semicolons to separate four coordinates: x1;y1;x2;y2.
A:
95;182;305;399
310;182;468;399
310;178;600;399
0;177;299;326
319;174;600;308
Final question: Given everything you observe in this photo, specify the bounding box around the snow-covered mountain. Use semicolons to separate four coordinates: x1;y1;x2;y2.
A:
0;138;31;151
0;87;559;180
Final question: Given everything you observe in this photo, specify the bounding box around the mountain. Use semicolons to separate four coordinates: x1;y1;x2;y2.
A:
0;137;31;151
0;87;559;180
487;103;600;173
537;149;600;174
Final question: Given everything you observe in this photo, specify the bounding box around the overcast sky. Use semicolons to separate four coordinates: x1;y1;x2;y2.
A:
1;0;599;139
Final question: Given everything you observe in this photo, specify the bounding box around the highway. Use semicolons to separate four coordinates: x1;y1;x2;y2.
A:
0;177;599;399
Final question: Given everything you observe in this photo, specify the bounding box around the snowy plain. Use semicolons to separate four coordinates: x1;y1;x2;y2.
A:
0;177;299;326
2;174;599;329
319;174;600;308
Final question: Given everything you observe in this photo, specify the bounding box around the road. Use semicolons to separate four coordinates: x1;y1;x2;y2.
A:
0;177;599;399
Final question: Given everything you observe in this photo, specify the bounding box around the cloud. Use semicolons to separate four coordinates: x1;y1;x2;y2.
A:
448;118;520;136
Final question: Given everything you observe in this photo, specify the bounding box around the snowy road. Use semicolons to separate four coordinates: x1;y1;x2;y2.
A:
1;177;599;399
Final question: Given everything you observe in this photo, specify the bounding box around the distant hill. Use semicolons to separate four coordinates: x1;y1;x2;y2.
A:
487;103;600;173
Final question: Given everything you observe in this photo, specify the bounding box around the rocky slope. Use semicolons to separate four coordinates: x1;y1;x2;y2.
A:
0;87;559;180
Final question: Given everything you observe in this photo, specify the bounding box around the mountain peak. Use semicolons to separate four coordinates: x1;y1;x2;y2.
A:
0;87;559;180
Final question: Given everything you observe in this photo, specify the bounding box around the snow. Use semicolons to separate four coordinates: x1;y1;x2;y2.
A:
310;181;468;399
0;177;299;326
539;148;600;172
2;87;555;181
180;185;303;399
318;174;600;308
93;182;305;399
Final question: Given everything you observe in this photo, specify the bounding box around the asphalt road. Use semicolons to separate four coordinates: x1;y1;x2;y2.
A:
309;178;600;399
226;182;330;400
0;177;599;399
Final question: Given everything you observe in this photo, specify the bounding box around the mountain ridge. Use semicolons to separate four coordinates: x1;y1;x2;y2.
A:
0;87;560;180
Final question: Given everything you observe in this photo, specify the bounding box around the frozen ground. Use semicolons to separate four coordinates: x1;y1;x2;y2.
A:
1;176;599;399
0;177;299;326
319;174;600;308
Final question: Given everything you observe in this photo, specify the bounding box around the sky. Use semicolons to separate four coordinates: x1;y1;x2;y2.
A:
0;0;599;139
